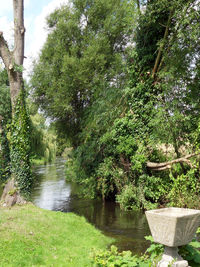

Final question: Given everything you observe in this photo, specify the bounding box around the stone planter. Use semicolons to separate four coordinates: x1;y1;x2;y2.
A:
145;207;200;267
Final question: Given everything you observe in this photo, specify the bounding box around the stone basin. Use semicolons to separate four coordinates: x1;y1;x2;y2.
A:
145;207;200;247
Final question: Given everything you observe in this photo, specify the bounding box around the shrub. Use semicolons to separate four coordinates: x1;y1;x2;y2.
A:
167;169;200;209
92;245;151;267
92;233;200;267
116;184;139;210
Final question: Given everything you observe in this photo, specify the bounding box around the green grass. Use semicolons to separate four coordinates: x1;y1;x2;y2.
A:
0;204;113;267
31;157;47;165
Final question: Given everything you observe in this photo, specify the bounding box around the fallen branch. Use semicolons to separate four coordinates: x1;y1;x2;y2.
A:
147;153;200;171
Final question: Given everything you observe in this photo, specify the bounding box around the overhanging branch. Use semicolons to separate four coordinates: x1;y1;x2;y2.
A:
147;153;200;171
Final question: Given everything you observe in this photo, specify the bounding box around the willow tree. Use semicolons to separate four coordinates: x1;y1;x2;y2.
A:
0;0;32;206
31;0;137;148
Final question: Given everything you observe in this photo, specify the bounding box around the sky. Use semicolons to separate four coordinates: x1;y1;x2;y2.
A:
0;0;69;78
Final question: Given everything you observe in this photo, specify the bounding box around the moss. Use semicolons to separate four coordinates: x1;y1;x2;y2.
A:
8;188;17;196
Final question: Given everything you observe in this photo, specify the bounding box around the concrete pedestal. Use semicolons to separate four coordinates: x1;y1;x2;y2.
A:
145;208;200;267
158;247;188;267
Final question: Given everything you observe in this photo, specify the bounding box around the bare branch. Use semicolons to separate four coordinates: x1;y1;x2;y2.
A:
147;153;200;171
0;32;12;69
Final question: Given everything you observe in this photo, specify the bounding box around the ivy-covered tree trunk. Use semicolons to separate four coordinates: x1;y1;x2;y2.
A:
0;0;32;206
0;116;11;181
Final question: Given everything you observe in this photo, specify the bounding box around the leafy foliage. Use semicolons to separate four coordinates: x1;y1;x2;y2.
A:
31;0;136;147
30;113;57;164
167;169;200;209
31;0;200;209
93;233;200;267
10;89;32;195
0;69;11;181
92;245;151;267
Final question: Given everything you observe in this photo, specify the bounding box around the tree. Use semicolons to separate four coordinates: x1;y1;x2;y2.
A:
70;0;200;207
31;0;137;147
0;0;32;206
30;0;200;209
149;0;200;155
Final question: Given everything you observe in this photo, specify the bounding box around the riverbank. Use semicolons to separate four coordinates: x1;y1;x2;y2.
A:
31;157;150;254
0;204;113;266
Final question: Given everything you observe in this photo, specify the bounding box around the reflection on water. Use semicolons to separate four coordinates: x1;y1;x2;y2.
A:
31;159;71;211
31;158;150;254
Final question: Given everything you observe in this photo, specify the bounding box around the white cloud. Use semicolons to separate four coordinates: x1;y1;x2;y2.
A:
24;0;69;78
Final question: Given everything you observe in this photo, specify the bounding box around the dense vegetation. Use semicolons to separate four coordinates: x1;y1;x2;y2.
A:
0;68;56;184
0;0;33;200
0;1;200;265
93;235;200;267
28;100;57;164
30;0;200;210
0;69;11;181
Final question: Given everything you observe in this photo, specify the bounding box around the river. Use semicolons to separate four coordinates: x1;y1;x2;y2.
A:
31;157;150;254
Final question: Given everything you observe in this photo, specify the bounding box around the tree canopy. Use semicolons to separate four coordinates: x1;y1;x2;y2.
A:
31;0;200;210
31;0;137;146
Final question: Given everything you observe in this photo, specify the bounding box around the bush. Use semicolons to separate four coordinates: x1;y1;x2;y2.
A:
116;184;139;210
167;169;200;209
116;173;168;211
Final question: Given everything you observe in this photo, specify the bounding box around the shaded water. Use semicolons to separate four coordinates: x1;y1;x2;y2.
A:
31;158;150;254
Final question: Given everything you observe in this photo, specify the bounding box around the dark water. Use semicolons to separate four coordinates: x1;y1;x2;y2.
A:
31;158;150;254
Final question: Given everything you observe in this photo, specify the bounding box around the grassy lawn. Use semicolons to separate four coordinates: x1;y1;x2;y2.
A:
0;204;113;267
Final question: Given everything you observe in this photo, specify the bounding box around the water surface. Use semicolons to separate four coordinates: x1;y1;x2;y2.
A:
31;158;150;254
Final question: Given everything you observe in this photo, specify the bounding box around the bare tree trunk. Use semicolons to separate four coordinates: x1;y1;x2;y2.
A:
0;0;27;206
10;0;25;108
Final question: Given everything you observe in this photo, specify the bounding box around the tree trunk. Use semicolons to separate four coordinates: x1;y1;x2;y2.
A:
0;0;25;108
10;0;25;108
0;0;29;206
152;10;173;79
136;0;141;15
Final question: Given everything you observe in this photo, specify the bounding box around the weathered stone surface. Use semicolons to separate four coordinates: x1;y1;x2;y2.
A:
145;207;200;247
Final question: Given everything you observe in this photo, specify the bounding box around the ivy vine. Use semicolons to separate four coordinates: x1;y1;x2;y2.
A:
10;88;32;197
0;125;11;181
